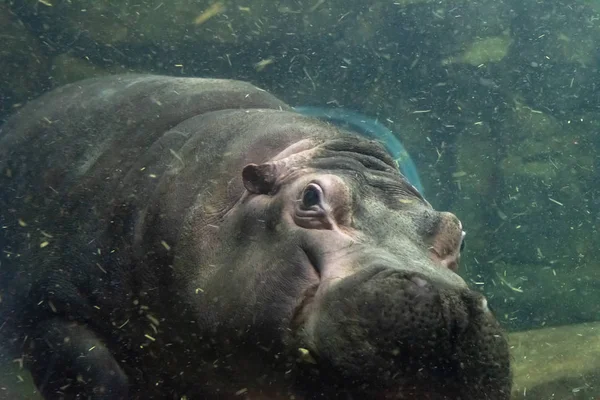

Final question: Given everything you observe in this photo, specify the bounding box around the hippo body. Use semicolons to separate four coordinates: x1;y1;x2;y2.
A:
0;75;510;399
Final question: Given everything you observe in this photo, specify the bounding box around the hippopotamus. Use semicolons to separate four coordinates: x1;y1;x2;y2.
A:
0;74;511;400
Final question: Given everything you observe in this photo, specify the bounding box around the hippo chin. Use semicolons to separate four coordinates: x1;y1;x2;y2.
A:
0;74;511;399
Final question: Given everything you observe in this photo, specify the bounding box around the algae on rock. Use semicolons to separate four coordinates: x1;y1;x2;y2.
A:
442;32;513;66
511;321;600;399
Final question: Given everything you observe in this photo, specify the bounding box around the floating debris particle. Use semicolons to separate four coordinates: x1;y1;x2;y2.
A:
297;348;317;364
412;109;431;114
144;334;156;342
194;2;225;25
48;301;57;312
146;314;160;326
95;263;107;274
548;198;564;206
161;240;171;251
309;0;326;12
169;149;185;168
38;0;53;6
12;358;23;369
255;58;275;72
18;219;27;227
496;272;523;293
303;67;316;90
40;241;49;248
40;230;53;238
496;207;508;221
235;388;248;396
88;345;96;352
452;171;467;178
195;288;204;294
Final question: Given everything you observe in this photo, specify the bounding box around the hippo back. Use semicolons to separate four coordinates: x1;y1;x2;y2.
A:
0;74;291;348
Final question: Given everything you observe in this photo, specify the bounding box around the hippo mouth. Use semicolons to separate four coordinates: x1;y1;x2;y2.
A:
289;264;510;399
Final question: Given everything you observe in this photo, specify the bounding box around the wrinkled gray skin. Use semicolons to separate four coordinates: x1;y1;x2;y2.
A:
0;75;511;399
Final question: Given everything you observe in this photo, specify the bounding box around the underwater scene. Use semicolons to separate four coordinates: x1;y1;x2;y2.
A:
0;0;599;399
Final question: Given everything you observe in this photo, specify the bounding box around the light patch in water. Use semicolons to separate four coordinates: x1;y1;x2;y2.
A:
98;88;117;100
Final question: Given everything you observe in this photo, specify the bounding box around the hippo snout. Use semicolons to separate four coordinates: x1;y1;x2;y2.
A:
299;267;511;399
427;212;466;273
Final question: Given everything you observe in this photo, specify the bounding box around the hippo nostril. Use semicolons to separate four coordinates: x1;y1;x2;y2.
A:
446;260;458;272
429;246;459;272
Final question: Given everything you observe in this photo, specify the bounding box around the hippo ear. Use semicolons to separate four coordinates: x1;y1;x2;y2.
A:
242;163;277;194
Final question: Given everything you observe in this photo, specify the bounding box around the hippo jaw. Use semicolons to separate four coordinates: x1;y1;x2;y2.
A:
181;135;510;398
291;266;510;399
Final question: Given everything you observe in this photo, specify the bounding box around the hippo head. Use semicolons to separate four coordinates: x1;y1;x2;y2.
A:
175;118;511;399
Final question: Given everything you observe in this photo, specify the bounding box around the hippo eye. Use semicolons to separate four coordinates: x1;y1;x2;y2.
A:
301;183;323;208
